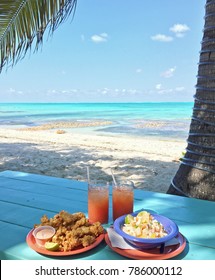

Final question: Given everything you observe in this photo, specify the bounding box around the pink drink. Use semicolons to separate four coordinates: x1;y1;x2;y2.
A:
112;181;134;221
88;183;109;224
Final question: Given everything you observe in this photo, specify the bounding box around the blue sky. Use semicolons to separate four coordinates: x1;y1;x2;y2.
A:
0;0;206;102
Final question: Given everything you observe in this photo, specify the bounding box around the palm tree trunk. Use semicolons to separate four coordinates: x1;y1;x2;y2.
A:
167;0;215;201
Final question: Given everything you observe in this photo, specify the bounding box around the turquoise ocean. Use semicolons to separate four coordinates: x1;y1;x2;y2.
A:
0;102;193;140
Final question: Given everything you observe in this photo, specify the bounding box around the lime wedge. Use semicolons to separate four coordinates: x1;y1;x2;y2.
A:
136;211;150;222
125;214;134;224
45;242;59;251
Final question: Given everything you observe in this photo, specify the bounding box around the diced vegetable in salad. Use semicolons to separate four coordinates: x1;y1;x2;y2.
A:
122;211;167;238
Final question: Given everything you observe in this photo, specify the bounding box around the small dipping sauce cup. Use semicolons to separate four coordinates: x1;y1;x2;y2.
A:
88;181;109;224
32;226;55;247
112;180;134;221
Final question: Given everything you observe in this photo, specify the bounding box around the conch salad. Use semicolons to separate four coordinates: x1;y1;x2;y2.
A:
122;211;167;238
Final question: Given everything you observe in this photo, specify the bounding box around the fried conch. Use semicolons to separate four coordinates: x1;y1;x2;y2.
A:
34;210;104;252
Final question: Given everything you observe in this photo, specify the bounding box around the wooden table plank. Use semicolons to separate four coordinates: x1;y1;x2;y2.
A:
0;170;87;189
0;184;88;206
133;191;215;224
0;175;87;193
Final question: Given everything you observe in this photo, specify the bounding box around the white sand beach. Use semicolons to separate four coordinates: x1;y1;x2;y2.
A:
0;124;187;193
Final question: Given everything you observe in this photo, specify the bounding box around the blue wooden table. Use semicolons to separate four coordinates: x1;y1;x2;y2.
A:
0;170;215;260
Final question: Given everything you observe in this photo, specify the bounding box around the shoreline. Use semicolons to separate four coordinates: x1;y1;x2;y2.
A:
0;126;187;193
5;117;190;142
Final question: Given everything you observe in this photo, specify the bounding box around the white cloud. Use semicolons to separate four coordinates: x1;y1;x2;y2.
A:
154;84;186;96
8;88;16;93
155;85;173;95
91;33;108;43
155;84;162;90
170;24;190;38
71;89;78;93
158;88;174;95
7;87;24;95
161;66;176;78
151;24;190;43
175;86;185;91
136;68;143;73
151;34;173;42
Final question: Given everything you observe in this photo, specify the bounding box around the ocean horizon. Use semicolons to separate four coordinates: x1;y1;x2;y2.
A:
0;102;193;140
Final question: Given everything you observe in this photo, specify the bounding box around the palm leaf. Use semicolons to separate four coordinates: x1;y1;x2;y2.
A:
0;0;77;72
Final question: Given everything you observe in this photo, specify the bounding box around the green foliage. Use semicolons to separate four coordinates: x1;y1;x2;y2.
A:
0;0;77;72
179;151;186;161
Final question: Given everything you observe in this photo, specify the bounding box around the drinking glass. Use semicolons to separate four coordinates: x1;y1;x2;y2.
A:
88;181;109;224
112;180;134;221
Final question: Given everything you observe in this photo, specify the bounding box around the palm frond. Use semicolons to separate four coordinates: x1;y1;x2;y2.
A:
0;0;77;72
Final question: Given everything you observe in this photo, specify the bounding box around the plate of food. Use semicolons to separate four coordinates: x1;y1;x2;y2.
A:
105;210;186;260
26;210;105;256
